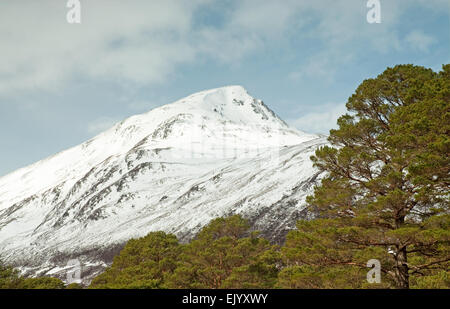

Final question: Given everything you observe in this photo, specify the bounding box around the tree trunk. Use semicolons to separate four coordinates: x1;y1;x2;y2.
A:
395;246;409;289
394;216;409;289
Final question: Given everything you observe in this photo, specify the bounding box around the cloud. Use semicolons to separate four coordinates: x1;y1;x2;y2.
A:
0;0;206;95
287;103;347;134
288;58;331;82
283;0;446;82
288;51;354;83
0;0;448;97
404;30;437;52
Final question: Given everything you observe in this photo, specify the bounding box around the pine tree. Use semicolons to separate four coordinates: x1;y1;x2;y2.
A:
282;64;449;289
165;215;279;289
19;277;65;289
89;231;181;289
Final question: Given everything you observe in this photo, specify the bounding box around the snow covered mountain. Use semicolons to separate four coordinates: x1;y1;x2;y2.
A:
0;86;327;283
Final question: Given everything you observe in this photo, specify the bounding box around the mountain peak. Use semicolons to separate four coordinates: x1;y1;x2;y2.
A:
152;85;288;129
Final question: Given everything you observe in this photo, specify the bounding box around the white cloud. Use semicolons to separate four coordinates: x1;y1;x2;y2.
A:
405;30;437;52
0;0;206;95
284;0;445;82
0;0;447;97
288;59;330;82
287;103;347;134
288;51;354;83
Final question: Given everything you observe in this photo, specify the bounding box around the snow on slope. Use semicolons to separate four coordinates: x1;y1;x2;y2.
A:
0;86;327;283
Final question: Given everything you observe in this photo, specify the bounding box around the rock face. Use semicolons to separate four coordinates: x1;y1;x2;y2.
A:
0;86;327;283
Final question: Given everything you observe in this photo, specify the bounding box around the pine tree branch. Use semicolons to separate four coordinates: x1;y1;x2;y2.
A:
408;258;450;274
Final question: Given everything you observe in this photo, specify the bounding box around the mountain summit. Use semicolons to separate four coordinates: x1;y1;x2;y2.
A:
0;86;327;283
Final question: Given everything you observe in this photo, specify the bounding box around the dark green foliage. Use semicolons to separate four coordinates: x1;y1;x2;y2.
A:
165;215;279;289
222;245;281;289
66;283;83;289
276;265;380;289
19;277;65;289
287;64;450;289
90;231;181;289
279;219;392;288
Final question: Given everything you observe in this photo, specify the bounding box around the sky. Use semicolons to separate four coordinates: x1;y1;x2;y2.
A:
0;0;449;177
